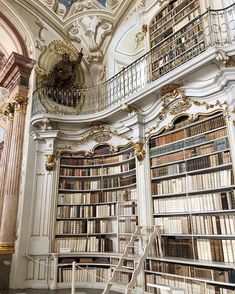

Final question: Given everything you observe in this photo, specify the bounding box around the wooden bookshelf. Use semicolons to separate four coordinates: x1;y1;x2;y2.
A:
149;0;204;80
148;112;235;293
53;144;138;266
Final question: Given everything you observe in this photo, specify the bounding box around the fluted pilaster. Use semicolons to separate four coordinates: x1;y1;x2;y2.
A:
0;96;27;252
0;103;14;223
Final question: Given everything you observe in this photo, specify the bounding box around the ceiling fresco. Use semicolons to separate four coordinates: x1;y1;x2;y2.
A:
58;0;107;8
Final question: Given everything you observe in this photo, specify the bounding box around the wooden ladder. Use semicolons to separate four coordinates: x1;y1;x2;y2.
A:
102;226;162;294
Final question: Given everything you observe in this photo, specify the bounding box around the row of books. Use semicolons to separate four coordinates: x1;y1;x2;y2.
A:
155;214;235;235
55;219;114;234
118;216;138;234
152;151;231;177
197;239;235;263
152;169;233;195
57;204;116;218
59;161;135;176
58;266;111;283
58;189;137;205
145;273;234;294
187;170;233;191
151;130;227;155
150;0;195;29
153;192;235;213
53;236;113;253
118;234;138;253
118;201;137;215
113;271;132;284
162;238;235;262
146;260;235;283
151;136;228;166
59;175;136;190
151;27;203;65
60;151;134;166
58;257;110;265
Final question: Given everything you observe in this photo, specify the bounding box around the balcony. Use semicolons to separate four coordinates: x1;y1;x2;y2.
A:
32;4;235;120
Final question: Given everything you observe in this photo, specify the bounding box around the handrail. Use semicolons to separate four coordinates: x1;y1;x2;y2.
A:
32;4;235;116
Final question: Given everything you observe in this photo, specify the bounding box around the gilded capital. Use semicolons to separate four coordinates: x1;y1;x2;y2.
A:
45;155;56;171
14;94;28;113
3;102;15;120
134;142;146;162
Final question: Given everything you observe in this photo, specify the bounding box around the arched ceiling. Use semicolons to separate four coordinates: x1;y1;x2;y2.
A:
5;0;147;66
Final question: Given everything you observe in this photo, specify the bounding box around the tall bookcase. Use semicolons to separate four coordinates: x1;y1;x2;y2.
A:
149;0;204;80
52;144;138;286
147;112;235;293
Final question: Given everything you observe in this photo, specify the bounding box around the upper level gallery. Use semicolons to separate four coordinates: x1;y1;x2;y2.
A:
31;2;235;123
0;0;235;124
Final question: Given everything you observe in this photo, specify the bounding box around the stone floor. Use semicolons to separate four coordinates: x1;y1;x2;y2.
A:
0;289;119;294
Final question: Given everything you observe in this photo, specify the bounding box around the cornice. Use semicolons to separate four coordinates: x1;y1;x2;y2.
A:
0;52;35;91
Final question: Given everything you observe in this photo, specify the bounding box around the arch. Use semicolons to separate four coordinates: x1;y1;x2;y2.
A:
0;11;28;58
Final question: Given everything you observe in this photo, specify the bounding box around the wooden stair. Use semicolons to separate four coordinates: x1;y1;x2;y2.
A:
102;226;162;294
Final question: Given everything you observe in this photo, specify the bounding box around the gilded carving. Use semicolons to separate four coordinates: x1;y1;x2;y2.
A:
169;100;192;116
135;142;145;162
45;155;56;171
49;40;79;61
215;49;235;67
146;83;228;137
75;125;131;144
14;95;28;113
77;125;116;144
121;103;140;115
41;116;53;131
3;102;15;120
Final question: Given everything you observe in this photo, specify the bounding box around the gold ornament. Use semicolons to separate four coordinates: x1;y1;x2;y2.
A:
135;142;145;162
45;155;56;171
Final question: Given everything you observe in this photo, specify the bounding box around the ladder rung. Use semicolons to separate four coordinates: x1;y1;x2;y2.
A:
127;245;144;248
115;267;133;273
109;280;128;286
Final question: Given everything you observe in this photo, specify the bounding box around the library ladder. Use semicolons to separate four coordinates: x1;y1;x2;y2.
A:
102;225;162;294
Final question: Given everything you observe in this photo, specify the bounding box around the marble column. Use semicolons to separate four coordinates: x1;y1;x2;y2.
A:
0;103;14;223
0;95;27;252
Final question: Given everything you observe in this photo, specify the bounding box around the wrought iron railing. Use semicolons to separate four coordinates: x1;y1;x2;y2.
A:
32;4;235;116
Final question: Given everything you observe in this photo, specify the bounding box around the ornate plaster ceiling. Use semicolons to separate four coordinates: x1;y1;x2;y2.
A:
7;0;146;65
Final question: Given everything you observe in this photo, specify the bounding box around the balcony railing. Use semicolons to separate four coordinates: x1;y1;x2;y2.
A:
32;4;235;117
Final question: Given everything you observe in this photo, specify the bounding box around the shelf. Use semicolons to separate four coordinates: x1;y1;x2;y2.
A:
153;209;235;217
58;182;136;192
58;263;111;267
59;168;136;179
55;233;117;237
161;234;235;240
150;130;227;156
150;112;223;142
151;148;230;169
152;163;232;180
60;156;136;168
57;216;117;220
146;256;235;269
57;201;117;206
153;185;235;198
144;270;235;287
51;252;121;257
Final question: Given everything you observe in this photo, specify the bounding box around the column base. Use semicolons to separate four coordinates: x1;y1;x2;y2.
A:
0;245;14;254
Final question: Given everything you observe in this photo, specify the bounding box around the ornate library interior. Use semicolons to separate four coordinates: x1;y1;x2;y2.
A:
0;0;235;293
